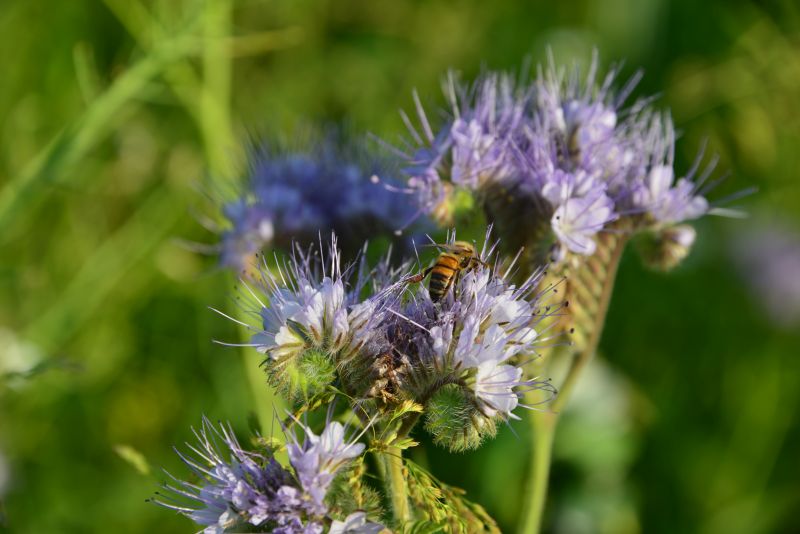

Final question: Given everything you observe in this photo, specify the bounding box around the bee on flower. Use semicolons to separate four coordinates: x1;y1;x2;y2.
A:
224;232;557;451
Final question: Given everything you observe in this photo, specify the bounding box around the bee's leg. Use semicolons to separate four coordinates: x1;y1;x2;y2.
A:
404;266;432;284
470;257;491;270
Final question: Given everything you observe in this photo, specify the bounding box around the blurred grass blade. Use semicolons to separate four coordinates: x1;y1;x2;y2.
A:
113;444;151;476
23;188;184;349
201;0;235;177
73;42;102;104
0;33;199;233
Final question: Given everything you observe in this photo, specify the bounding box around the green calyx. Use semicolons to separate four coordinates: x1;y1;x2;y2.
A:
267;347;336;402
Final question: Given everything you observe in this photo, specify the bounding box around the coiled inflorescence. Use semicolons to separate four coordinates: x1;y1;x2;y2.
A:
241;233;557;452
394;51;740;268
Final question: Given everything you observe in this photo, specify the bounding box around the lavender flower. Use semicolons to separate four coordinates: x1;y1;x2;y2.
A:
251;237;392;361
239;235;407;400
155;417;376;533
396;74;528;225
406;244;555;420
328;512;385;534
218;133;422;273
155;418;320;533
222;231;556;453
286;420;365;514
393;51;740;265
731;222;800;327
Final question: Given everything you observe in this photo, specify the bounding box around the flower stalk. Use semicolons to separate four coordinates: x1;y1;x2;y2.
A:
520;223;631;534
381;446;412;524
521;409;557;534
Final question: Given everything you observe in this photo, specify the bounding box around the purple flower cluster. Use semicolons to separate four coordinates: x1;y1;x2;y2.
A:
219;134;421;273
155;417;382;533
397;52;726;258
247;233;556;430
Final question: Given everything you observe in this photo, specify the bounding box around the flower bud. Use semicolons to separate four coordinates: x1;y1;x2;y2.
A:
268;348;336;401
424;384;497;452
637;224;696;271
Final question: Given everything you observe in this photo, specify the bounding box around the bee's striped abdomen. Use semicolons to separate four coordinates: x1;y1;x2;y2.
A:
429;254;460;302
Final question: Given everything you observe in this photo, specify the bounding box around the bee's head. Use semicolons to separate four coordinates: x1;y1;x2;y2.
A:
451;241;476;266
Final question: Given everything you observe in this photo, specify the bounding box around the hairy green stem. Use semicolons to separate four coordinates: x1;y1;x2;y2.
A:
380;446;411;524
519;227;630;534
520;410;557;534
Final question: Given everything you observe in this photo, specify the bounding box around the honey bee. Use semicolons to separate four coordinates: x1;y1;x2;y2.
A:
406;241;487;302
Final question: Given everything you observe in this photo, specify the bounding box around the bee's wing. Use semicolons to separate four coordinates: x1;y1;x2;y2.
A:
418;242;464;253
418;242;447;250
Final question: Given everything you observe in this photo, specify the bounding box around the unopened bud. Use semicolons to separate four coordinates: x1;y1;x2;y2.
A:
268;348;335;402
637;224;696;271
424;384;497;452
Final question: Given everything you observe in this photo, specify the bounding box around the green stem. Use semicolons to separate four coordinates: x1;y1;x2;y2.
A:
380;446;411;524
520;410;557;534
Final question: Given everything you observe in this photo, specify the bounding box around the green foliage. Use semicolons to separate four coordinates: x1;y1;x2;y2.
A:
404;458;500;533
264;347;337;404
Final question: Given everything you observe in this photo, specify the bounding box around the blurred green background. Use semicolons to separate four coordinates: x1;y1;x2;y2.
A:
1;0;799;532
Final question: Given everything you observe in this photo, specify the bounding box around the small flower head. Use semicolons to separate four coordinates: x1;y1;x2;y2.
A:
155;417;377;533
241;235;407;401
636;224;697;271
381;231;558;450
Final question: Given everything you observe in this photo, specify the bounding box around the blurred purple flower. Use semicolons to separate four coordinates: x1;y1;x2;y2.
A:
219;134;422;273
731;222;800;327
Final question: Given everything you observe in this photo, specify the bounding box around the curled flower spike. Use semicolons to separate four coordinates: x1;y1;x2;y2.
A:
392;50;747;268
153;417;383;534
153;417;319;533
216;132;424;273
